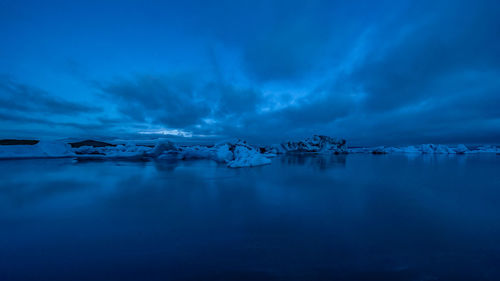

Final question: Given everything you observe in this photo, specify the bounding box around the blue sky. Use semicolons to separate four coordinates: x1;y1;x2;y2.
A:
1;0;499;145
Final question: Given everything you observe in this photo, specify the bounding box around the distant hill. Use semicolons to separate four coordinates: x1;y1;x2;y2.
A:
69;140;115;148
0;139;39;145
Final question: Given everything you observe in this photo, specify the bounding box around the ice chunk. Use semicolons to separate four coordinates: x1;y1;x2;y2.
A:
148;139;178;157
0;140;75;159
179;145;215;160
226;145;271;168
281;135;347;154
211;139;271;168
214;144;233;163
454;144;469;154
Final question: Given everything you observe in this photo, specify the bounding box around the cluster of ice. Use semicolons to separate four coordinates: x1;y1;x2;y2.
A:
176;139;271;168
349;144;499;154
0;140;75;159
2;136;498;166
280;135;347;154
74;142;153;159
72;138;271;168
462;145;499;154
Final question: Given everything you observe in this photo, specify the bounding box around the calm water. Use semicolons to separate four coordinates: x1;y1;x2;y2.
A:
1;154;499;281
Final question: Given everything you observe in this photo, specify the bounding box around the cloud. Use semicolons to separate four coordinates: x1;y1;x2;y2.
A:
99;74;211;127
0;76;110;138
1;0;500;144
194;0;391;84
97;74;266;135
0;76;100;116
348;0;500;113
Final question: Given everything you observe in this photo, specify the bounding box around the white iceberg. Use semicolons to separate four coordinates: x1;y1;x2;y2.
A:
227;145;272;168
74;141;153;159
0;140;75;159
214;143;234;163
213;139;271;168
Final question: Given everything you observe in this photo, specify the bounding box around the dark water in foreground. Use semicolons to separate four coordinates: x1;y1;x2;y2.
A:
1;154;499;281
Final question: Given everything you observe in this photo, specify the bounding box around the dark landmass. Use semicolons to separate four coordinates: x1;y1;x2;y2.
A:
0;139;39;145
69;140;115;148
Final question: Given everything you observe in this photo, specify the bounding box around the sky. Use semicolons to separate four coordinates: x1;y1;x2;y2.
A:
0;0;499;145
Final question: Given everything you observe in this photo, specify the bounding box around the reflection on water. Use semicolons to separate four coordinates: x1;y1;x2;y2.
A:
0;154;500;281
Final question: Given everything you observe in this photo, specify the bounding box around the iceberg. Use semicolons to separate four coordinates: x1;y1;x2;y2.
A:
74;141;152;159
213;139;271;168
0;140;75;159
454;144;469;154
148;139;179;158
227;147;272;168
281;135;347;154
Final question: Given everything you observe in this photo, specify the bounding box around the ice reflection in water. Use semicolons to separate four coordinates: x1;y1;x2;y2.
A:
0;154;499;281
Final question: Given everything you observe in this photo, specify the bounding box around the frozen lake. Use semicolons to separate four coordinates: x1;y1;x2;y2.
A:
1;154;499;280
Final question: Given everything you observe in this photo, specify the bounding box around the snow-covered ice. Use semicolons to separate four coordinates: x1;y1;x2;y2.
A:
0;140;75;159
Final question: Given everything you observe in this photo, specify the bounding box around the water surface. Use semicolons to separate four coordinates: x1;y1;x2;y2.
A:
1;154;499;280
